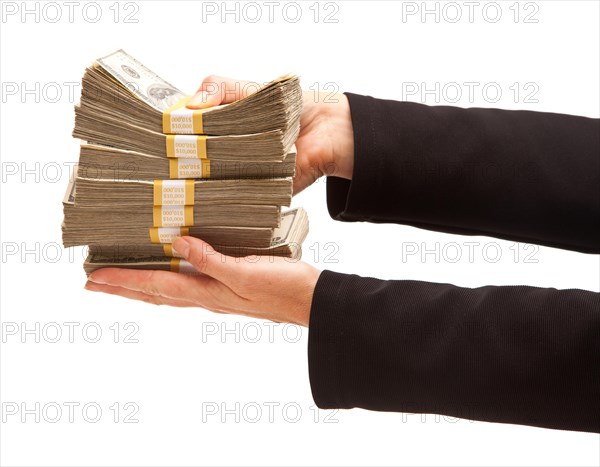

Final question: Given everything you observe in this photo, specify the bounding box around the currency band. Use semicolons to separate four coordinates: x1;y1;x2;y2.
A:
149;227;190;244
168;158;211;179
153;180;195;206
163;244;182;258
165;135;207;158
162;96;204;134
152;206;194;227
170;258;198;275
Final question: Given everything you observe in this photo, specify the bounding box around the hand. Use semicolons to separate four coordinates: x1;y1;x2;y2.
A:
186;75;355;194
85;237;321;327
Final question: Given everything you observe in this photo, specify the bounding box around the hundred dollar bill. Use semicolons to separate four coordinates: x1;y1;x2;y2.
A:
78;49;302;144
96;49;186;111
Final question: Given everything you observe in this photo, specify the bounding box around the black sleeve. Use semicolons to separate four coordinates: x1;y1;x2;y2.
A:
327;93;600;253
308;271;600;433
308;95;600;433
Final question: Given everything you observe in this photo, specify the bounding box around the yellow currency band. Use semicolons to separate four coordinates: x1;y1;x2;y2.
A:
148;227;190;244
162;96;204;134
168;159;211;179
153;179;195;205
165;135;208;158
170;258;181;272
163;244;174;256
152;206;194;227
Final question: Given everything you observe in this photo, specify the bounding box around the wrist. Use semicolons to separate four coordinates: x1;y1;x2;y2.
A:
294;266;322;328
302;90;354;182
320;93;354;180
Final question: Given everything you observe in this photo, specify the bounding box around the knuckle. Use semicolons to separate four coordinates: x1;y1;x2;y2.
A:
188;249;208;274
141;270;163;296
146;285;162;297
202;75;221;91
142;295;162;306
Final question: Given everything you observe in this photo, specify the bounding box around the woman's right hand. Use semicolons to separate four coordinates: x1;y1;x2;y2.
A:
186;75;355;194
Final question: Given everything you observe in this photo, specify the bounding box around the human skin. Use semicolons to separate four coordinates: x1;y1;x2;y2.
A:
85;76;355;327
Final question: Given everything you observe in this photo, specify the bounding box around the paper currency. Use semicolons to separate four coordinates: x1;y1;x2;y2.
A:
64;50;309;276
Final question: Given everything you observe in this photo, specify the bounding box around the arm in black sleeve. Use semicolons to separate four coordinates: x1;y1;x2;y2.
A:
309;96;600;432
308;271;600;433
327;94;600;253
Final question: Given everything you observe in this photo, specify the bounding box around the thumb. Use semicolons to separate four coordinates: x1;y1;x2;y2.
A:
172;236;237;283
186;75;260;109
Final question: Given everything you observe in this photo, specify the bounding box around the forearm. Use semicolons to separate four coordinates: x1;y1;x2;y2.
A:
308;271;600;433
326;93;600;253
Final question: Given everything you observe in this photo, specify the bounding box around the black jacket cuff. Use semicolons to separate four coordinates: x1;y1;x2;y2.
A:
326;93;384;221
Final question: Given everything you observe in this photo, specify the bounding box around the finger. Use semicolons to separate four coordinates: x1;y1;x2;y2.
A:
88;268;211;299
172;237;246;287
292;165;320;196
85;282;231;315
87;267;246;312
292;175;310;195
85;281;198;307
187;75;260;109
87;267;212;302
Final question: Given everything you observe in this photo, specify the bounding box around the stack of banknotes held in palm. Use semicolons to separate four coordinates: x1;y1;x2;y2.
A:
61;49;308;276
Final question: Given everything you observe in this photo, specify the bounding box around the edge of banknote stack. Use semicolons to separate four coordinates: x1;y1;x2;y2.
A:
61;49;308;277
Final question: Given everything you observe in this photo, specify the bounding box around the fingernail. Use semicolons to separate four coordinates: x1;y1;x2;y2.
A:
173;237;190;259
87;274;106;284
187;91;209;108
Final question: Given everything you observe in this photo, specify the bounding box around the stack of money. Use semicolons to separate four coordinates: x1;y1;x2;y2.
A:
62;50;308;276
83;209;309;276
73;50;301;163
78;144;297;180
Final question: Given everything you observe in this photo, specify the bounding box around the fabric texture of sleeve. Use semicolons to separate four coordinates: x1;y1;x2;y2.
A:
327;93;600;253
308;270;600;433
310;95;600;432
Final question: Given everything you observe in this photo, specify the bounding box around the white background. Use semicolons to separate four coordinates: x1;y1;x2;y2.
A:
1;1;599;466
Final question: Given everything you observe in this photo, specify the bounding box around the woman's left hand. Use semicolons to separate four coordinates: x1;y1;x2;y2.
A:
85;236;321;327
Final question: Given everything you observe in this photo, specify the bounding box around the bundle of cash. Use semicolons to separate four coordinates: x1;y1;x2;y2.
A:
73;173;292;208
78;144;297;180
62;50;308;276
62;170;283;232
84;208;309;273
74;108;294;161
74;49;301;160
